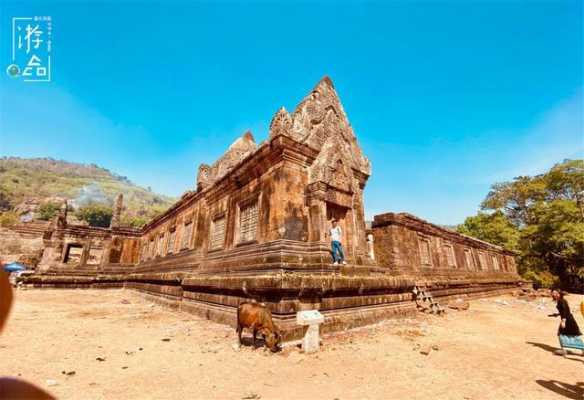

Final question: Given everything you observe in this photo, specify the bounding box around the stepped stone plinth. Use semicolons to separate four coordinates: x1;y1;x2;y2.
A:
17;77;521;339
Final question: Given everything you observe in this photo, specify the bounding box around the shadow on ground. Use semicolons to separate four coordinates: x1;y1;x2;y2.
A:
535;380;584;400
238;336;267;348
527;341;561;354
526;341;584;364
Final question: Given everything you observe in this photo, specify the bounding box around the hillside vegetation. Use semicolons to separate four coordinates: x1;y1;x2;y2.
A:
0;157;176;226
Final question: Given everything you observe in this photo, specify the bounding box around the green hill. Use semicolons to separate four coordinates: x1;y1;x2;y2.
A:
0;157;176;226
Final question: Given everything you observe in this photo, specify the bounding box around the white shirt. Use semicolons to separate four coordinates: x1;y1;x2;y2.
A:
330;226;342;242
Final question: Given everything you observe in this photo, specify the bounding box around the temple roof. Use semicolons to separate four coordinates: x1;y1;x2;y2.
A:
270;76;371;186
196;130;257;190
195;76;371;193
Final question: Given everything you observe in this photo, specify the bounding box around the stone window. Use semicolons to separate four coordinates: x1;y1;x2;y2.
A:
443;244;457;268
167;229;176;254
149;239;155;259
182;222;193;249
109;238;122;264
157;233;165;256
87;247;103;265
478;252;487;270
210;215;226;250
144;240;150;261
501;257;508;272
140;241;146;262
174;228;181;252
464;249;475;270
418;237;432;266
492;255;500;271
239;200;258;243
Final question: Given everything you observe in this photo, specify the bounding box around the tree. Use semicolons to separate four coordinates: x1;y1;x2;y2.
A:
457;210;519;252
75;203;112;227
520;200;584;288
544;159;584;219
461;159;584;290
38;202;61;220
481;176;547;226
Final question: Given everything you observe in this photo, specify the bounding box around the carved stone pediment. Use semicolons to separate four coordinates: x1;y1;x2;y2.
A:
195;131;257;191
268;107;293;139
289;77;371;179
196;164;211;191
310;145;353;193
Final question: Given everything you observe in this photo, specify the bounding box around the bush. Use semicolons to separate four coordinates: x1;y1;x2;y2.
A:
522;269;559;289
75;203;113;227
0;211;18;227
121;215;148;228
0;190;12;211
38;202;61;220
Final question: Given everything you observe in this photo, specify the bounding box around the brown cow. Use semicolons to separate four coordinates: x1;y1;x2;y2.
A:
236;302;282;352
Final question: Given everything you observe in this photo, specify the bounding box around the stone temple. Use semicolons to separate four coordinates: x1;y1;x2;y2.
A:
22;77;520;339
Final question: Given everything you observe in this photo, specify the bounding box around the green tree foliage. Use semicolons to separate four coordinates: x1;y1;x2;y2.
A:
457;210;519;252
459;159;584;290
38;202;61;220
120;215;148;229
522;270;559;289
75;203;113;228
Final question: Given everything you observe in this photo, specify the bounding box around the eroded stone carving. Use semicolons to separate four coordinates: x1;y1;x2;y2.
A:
196;131;257;190
268;107;293;139
110;193;123;228
196;164;211;191
290;77;371;185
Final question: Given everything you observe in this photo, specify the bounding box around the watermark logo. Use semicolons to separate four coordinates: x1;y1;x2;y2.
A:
8;16;52;82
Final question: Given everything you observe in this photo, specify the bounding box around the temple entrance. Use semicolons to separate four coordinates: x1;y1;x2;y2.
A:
326;202;353;262
64;243;83;265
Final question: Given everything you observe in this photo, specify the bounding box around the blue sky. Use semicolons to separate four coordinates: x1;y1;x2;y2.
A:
0;1;582;224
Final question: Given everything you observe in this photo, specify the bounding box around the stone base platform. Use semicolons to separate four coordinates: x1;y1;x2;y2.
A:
22;268;522;340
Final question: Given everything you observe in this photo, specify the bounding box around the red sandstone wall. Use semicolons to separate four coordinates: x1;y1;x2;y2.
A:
372;213;517;274
267;162;309;242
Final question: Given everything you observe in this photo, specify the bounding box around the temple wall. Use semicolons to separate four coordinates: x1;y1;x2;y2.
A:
267;161;309;242
132;148;316;273
0;223;47;267
371;212;517;275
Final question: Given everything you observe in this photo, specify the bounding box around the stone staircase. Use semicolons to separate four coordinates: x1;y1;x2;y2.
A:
412;285;445;315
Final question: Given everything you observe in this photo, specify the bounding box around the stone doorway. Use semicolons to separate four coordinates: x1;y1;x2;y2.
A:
63;243;83;265
326;202;353;261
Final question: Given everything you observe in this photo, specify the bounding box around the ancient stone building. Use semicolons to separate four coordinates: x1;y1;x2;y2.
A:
20;77;521;339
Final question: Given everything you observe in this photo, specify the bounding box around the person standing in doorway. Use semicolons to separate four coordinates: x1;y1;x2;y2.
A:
329;219;346;265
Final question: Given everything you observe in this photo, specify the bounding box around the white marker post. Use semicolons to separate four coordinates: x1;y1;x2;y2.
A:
296;310;325;353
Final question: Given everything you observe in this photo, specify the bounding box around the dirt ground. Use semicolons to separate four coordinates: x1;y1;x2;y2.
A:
1;289;583;400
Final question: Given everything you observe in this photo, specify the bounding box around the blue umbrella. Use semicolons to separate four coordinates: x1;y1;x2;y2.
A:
4;262;26;273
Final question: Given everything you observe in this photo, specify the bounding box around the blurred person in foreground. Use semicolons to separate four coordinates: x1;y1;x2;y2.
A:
0;265;55;399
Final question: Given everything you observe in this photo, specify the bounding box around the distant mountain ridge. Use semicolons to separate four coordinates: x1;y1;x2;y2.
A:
0;157;176;223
